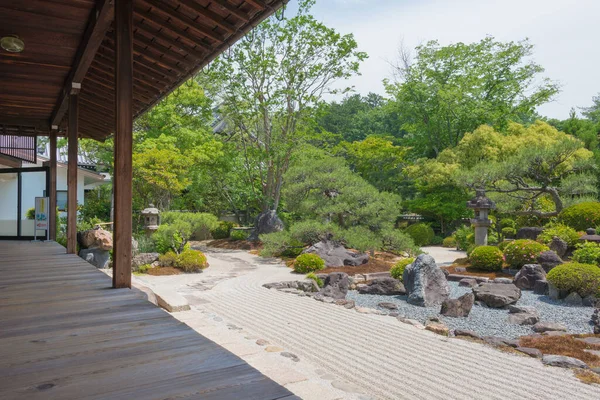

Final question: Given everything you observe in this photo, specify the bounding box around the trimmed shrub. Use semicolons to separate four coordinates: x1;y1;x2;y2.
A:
500;218;516;229
294;253;325;273
211;221;235;239
469;246;503;271
546;262;600;297
537;223;580;248
339;226;381;253
466;244;478;257
405;223;435;247
498;240;511;252
230;229;249;241
442;236;457;248
289;220;332;245
454;225;474;250
280;239;305;258
161;212;219;240
153;221;192;254
26;207;35;220
137;264;152;274
501;227;516;238
488;232;499;246
503;239;549;268
306;272;324;288
431;235;443;245
558;201;600;231
158;251;178;267
380;229;418;255
260;231;294;257
390;258;414;281
176;249;208;272
572;242;600;265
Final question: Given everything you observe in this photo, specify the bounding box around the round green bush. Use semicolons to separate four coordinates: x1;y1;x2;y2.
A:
442;236;457;248
500;218;516;229
211;221;235;239
390;258;414;281
537;223;580;248
405;223;435;247
176;249;208;272
469;246;503;271
572;242;600;265
497;240;511;252
546;262;600;297
431;236;443;245
158;251;178;267
501;227;516;238
294;253;325;273
558;201;600;231
230;229;249;241
503;239;549;268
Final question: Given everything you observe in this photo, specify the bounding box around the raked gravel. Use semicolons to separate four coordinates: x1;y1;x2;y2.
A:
347;282;595;339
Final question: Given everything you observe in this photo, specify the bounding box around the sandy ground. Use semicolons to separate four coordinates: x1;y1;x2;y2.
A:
135;245;600;400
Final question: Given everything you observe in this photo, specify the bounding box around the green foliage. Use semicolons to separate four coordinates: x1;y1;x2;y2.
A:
469;246;503;271
386;37;559;157
500;218;516;229
453;226;473;251
288;220;333;245
537;223;580;248
431;236;444;245
503;239;549;268
137;264;152;274
176;249;208;272
211;221;235;239
558;202;600;231
80;185;112;224
572;242;600;265
379;229;418;255
158;251;178;267
259;231;295;257
546;262;600;297
230;229;249;241
405;223;435;247
306;272;324;288
153;221;192;254
161;212;220;240
26;207;35;220
135;235;157;253
294;253;325;274
498;240;511;252
390;258;414;281
442;236;457;248
501;227;517;238
339;226;381;253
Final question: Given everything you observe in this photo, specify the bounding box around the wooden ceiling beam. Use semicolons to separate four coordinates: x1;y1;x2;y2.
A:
89;65;157;94
210;0;252;23
140;0;226;43
0;117;50;131
178;0;237;33
133;31;197;66
90;53;167;90
50;0;114;127
243;0;269;10
134;21;207;61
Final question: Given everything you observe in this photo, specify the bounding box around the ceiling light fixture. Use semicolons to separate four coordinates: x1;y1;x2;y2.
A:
1;35;25;53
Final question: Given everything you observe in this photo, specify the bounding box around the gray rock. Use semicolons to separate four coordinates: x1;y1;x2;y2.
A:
507;312;539;325
357;278;405;295
425;320;449;336
247;212;279;240
542;355;588;369
508;305;537;314
343;300;356;309
533;280;549;295
458;278;478;288
403;254;450;307
532;322;567;333
77;227;113;250
303;239;369;267
318;272;349;299
454;329;481;339
516;347;543;358
280;352;300;362
537;250;563;272
483;336;510;347
472;283;521;308
264;280;319;293
543;331;569;337
548;283;569;300
514;264;546;290
78;248;110;269
516;227;544;240
493;278;513;284
582;295;598;307
576;337;600;346
564;292;583;306
548;237;568;258
377;302;398;310
592;308;600;334
132;252;160;270
440;293;474;318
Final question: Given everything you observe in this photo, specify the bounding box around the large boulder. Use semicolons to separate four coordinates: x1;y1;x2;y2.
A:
516;227;544;240
318;272;349;299
79;248;110;269
533;279;549;295
440;293;474;318
248;210;284;240
403;254;450;307
592;308;600;334
537;251;563;273
77;227;113;250
303;240;369;267
549;237;568;258
514;264;546;290
357;278;405;295
472;282;521;308
132;252;160;271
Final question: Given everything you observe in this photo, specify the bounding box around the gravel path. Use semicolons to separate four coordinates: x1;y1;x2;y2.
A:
154;247;600;400
348;282;595;339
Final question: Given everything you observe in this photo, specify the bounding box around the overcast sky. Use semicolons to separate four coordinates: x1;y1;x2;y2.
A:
305;0;600;119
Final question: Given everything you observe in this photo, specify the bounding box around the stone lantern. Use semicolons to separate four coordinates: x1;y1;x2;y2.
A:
466;189;496;246
141;204;160;235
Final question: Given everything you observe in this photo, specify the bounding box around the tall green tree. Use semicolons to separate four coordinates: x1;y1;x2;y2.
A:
208;0;367;230
386;37;559;157
582;93;600;123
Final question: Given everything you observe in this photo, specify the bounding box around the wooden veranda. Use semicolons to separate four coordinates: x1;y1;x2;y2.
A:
0;241;294;399
0;0;286;287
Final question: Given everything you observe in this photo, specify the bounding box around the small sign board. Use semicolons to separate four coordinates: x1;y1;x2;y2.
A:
34;197;49;240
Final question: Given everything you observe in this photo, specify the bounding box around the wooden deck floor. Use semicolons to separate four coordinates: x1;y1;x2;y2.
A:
0;241;295;400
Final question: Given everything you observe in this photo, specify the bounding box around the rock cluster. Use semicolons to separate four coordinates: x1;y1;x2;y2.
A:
507;305;539;325
403;254;449;307
132;252;160;271
318;272;349;299
357;277;405;295
303;240;369;267
77;227;112;269
513;264;546;290
472;282;521;308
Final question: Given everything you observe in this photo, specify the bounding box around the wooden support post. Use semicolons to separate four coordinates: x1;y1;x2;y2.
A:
49;129;57;241
67;95;79;254
113;0;133;289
